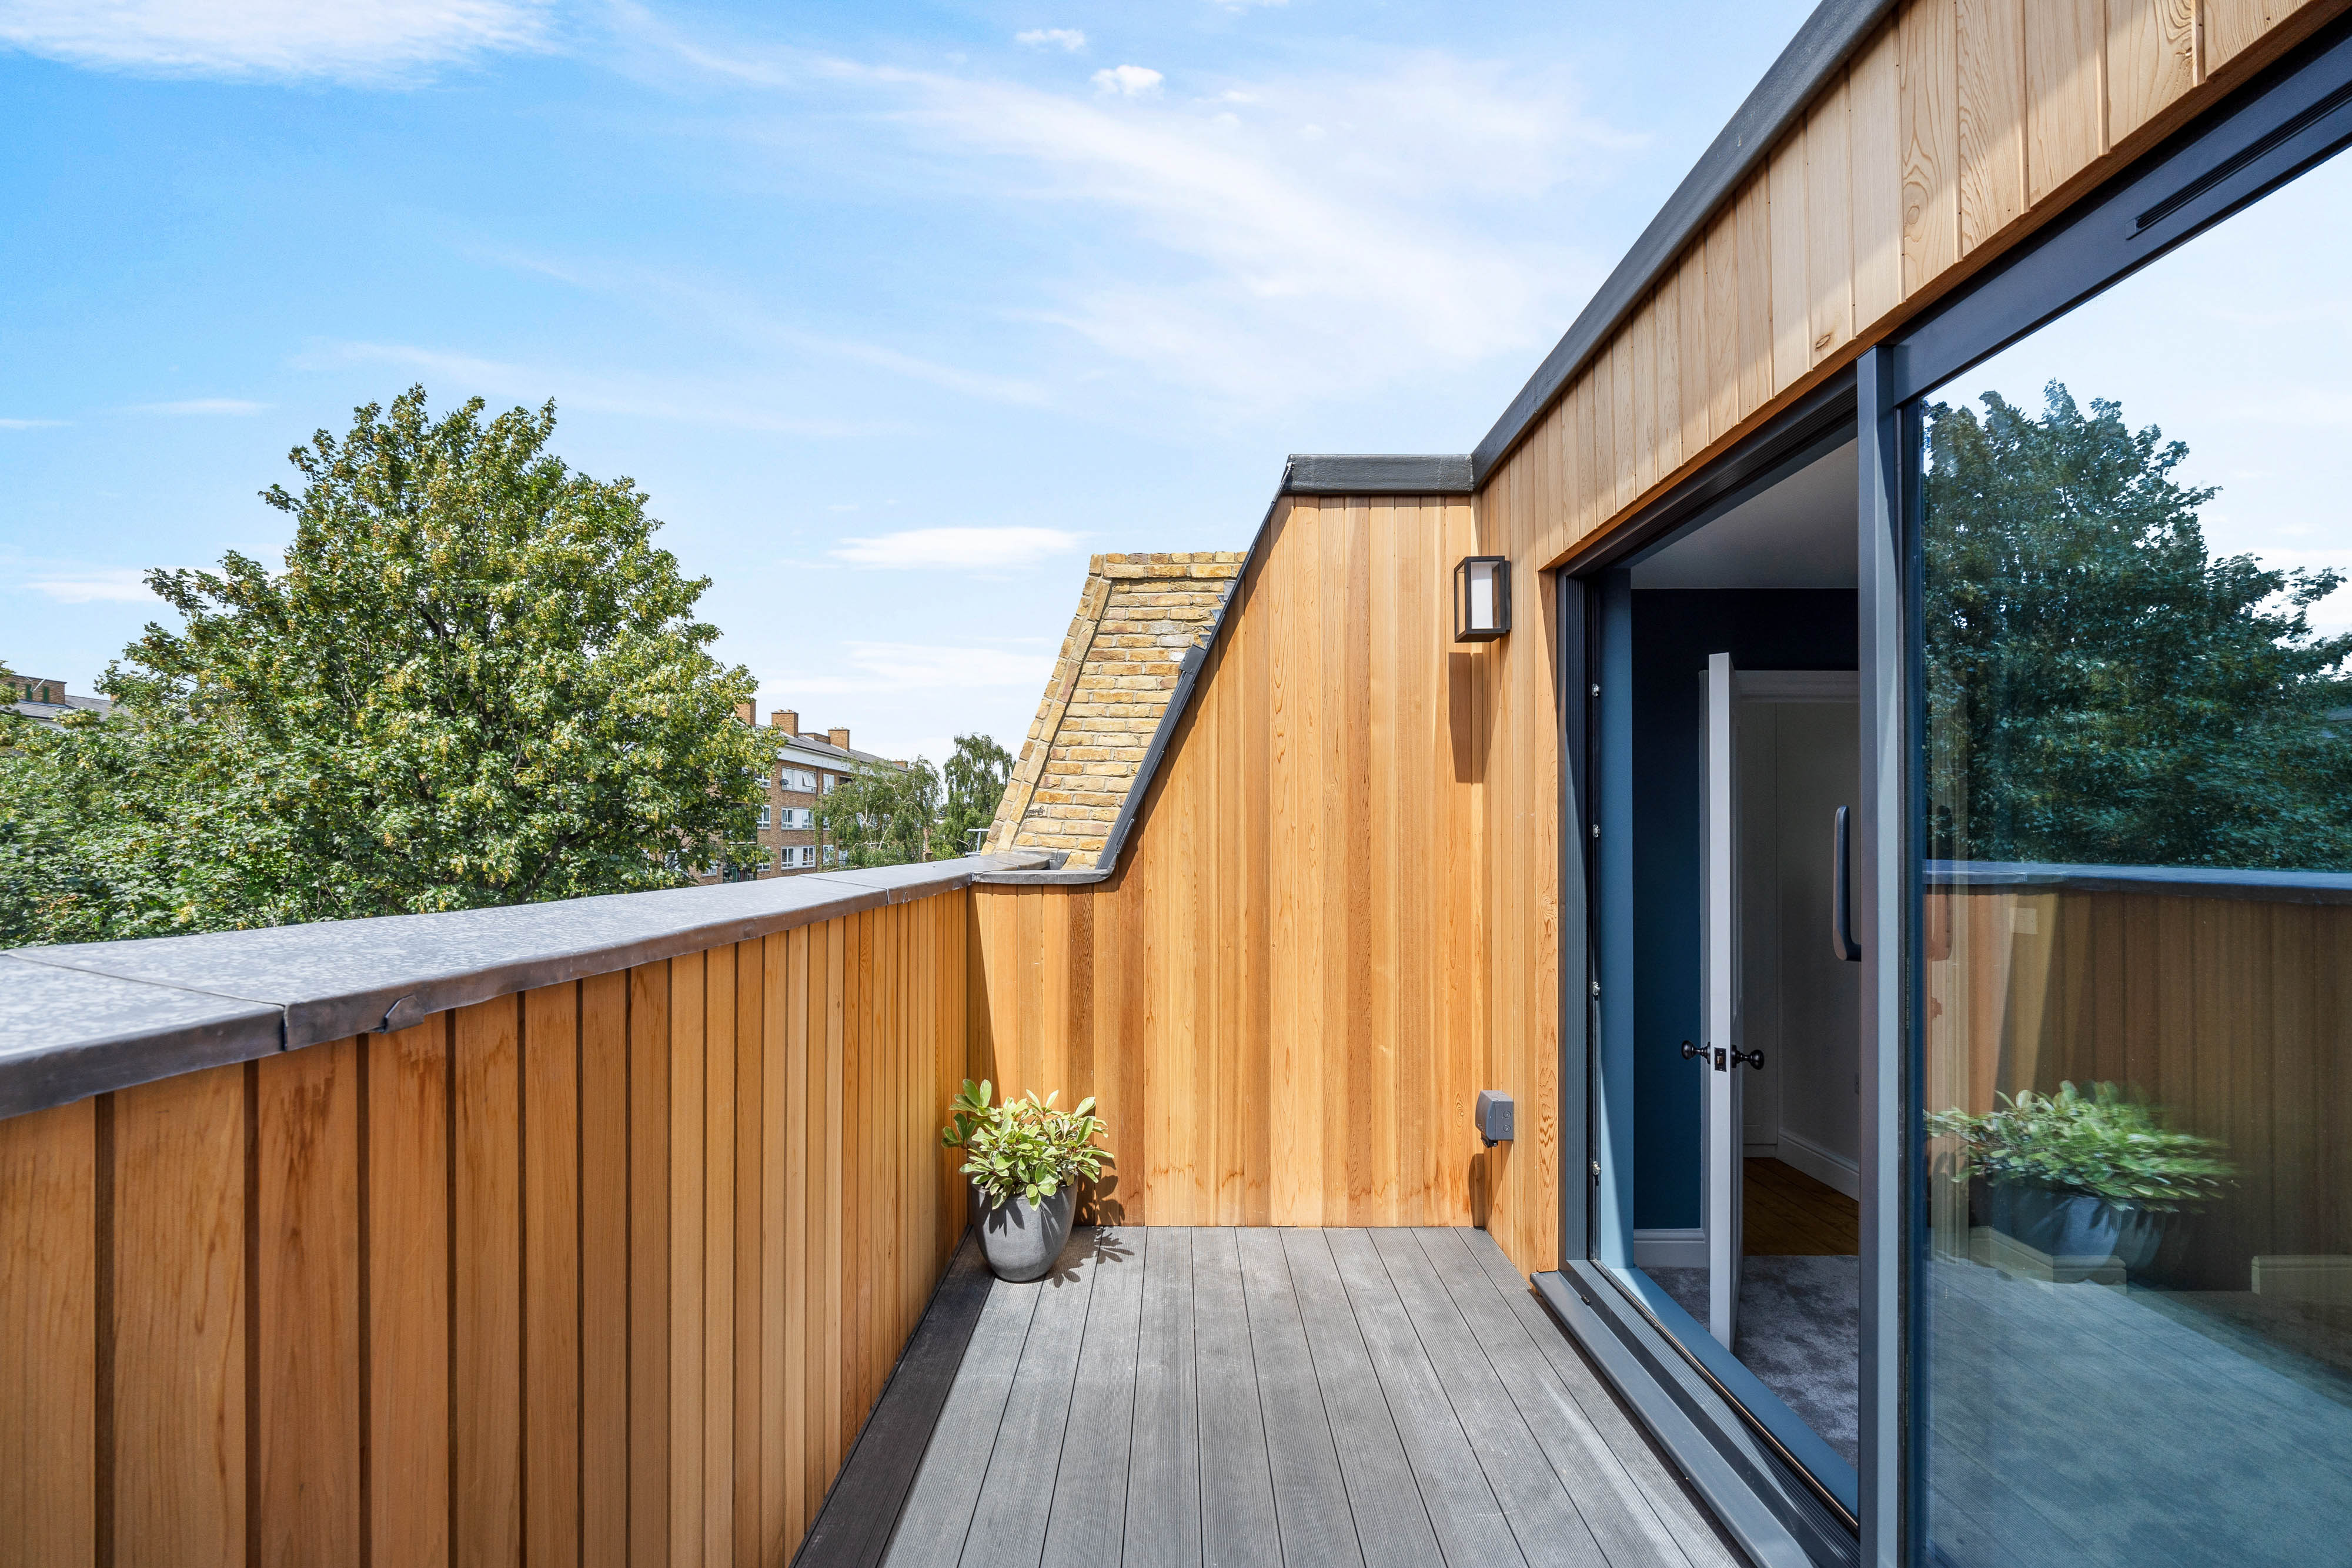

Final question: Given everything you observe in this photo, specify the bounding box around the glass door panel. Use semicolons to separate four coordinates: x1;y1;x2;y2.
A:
1916;143;2352;1567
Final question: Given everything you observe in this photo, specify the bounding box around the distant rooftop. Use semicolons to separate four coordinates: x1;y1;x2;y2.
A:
6;674;111;728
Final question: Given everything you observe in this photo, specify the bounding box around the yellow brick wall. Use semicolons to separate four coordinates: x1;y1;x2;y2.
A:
987;551;1244;867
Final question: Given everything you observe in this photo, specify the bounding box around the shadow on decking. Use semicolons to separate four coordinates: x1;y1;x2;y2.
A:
793;1226;1742;1568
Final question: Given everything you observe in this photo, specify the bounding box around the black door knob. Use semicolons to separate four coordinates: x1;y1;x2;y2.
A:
1730;1047;1765;1070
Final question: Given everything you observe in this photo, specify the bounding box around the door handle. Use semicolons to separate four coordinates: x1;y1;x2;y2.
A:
1832;805;1863;962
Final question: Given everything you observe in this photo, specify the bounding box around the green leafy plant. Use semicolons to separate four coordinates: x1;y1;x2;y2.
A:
940;1079;1111;1208
1927;1080;2233;1210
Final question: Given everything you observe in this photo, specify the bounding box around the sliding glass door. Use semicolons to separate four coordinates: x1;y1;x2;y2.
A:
1895;35;2352;1566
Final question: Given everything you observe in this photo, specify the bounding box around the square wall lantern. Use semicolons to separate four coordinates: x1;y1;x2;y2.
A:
1454;556;1511;642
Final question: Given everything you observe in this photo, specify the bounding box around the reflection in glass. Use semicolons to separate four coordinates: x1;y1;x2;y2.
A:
1919;150;2352;1566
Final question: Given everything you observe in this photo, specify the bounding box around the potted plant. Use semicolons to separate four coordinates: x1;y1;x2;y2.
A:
1927;1080;2231;1271
941;1079;1111;1282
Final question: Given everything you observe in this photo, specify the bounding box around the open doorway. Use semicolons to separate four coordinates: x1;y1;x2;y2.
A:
1586;434;1862;1510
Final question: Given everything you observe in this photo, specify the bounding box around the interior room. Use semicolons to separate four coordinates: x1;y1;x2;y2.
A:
1595;437;1864;1485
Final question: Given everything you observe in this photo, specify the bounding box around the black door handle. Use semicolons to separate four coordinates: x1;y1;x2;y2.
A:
1832;805;1863;962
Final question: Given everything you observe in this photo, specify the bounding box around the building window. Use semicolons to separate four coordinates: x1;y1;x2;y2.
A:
757;804;771;828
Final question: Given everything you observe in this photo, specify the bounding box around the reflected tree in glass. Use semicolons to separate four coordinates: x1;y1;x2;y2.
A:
1922;382;2352;871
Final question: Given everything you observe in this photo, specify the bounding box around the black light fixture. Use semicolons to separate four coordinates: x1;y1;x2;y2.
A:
1453;556;1511;642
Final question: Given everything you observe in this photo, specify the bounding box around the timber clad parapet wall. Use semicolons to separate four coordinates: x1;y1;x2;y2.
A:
0;891;970;1568
967;494;1556;1268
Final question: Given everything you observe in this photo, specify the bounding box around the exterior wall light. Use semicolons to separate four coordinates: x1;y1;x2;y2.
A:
1454;556;1511;642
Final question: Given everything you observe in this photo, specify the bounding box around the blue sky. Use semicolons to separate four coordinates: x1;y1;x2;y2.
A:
1;0;1826;763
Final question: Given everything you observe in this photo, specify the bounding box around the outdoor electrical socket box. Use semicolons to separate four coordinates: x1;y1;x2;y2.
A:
1475;1091;1514;1147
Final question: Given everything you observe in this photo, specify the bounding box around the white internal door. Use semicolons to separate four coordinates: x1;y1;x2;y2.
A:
1703;651;1743;1347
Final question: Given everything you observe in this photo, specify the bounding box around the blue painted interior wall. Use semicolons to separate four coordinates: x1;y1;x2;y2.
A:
1629;589;1857;1231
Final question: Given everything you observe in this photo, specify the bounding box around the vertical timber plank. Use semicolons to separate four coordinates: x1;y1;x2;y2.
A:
453;999;523;1568
2026;0;2106;203
1904;0;1963;292
627;962;672;1568
113;1064;246;1568
733;942;763;1568
668;951;707;1568
580;974;629;1568
522;985;580;1568
256;1039;361;1568
1850;25;1905;328
0;1098;96;1568
2108;0;2197;140
369;1021;450;1568
1805;81;1856;366
1767;138;1810;393
1734;176;1774;420
1957;0;2028;252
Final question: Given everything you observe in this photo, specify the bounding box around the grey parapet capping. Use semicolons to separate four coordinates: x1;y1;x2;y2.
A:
1471;0;1896;484
0;852;1050;1119
0;955;285;1119
1282;453;1475;495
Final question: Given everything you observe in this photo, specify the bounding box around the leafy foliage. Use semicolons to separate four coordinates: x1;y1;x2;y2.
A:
1924;382;2352;870
813;756;940;868
1927;1081;2234;1210
940;1078;1111;1208
0;387;769;944
933;732;1013;860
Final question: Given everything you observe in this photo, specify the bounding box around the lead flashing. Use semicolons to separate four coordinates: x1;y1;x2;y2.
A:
1470;0;1896;483
1283;453;1475;494
1;852;1049;1117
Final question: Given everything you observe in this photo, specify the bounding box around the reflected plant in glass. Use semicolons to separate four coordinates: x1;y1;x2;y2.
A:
1927;1080;2233;1211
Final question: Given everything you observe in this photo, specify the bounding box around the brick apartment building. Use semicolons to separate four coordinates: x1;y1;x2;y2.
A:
723;706;911;880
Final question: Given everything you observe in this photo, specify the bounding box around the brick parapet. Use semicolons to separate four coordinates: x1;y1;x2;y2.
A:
984;551;1244;867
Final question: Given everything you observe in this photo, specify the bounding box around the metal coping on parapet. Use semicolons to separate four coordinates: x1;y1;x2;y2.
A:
1469;0;1898;485
0;852;1051;1119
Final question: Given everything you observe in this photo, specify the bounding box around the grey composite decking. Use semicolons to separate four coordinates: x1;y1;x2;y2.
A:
876;1228;1741;1568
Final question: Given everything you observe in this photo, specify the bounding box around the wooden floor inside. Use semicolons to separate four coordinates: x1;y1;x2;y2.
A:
860;1228;1738;1568
1743;1158;1859;1256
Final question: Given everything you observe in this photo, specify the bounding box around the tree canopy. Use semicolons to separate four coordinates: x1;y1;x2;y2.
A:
814;758;942;868
0;387;769;944
1924;381;2352;871
934;732;1014;860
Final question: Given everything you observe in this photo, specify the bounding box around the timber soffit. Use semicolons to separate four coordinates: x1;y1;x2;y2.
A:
1468;0;1897;484
0;851;1050;1119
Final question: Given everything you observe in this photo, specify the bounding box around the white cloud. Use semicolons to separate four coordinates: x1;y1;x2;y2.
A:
631;26;1635;410
26;568;159;603
0;417;68;429
1091;63;1161;96
824;54;1622;403
1015;28;1085;51
831;527;1083;570
129;397;269;415
770;642;1056;694
0;0;551;82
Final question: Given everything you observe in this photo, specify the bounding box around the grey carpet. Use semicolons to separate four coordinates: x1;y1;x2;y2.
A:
1649;1256;1859;1467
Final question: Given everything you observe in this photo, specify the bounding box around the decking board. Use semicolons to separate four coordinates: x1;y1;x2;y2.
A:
851;1226;1723;1568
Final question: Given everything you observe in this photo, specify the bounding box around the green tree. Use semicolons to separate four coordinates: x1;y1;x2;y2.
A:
933;733;1013;860
814;758;941;868
0;387;770;945
1925;381;2352;870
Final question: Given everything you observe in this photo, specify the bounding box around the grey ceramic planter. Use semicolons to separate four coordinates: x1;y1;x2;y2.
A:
974;1185;1074;1282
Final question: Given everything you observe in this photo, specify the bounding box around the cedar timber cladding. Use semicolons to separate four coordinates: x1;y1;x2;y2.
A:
974;0;2346;1281
968;494;1528;1251
987;552;1244;868
0;892;970;1568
